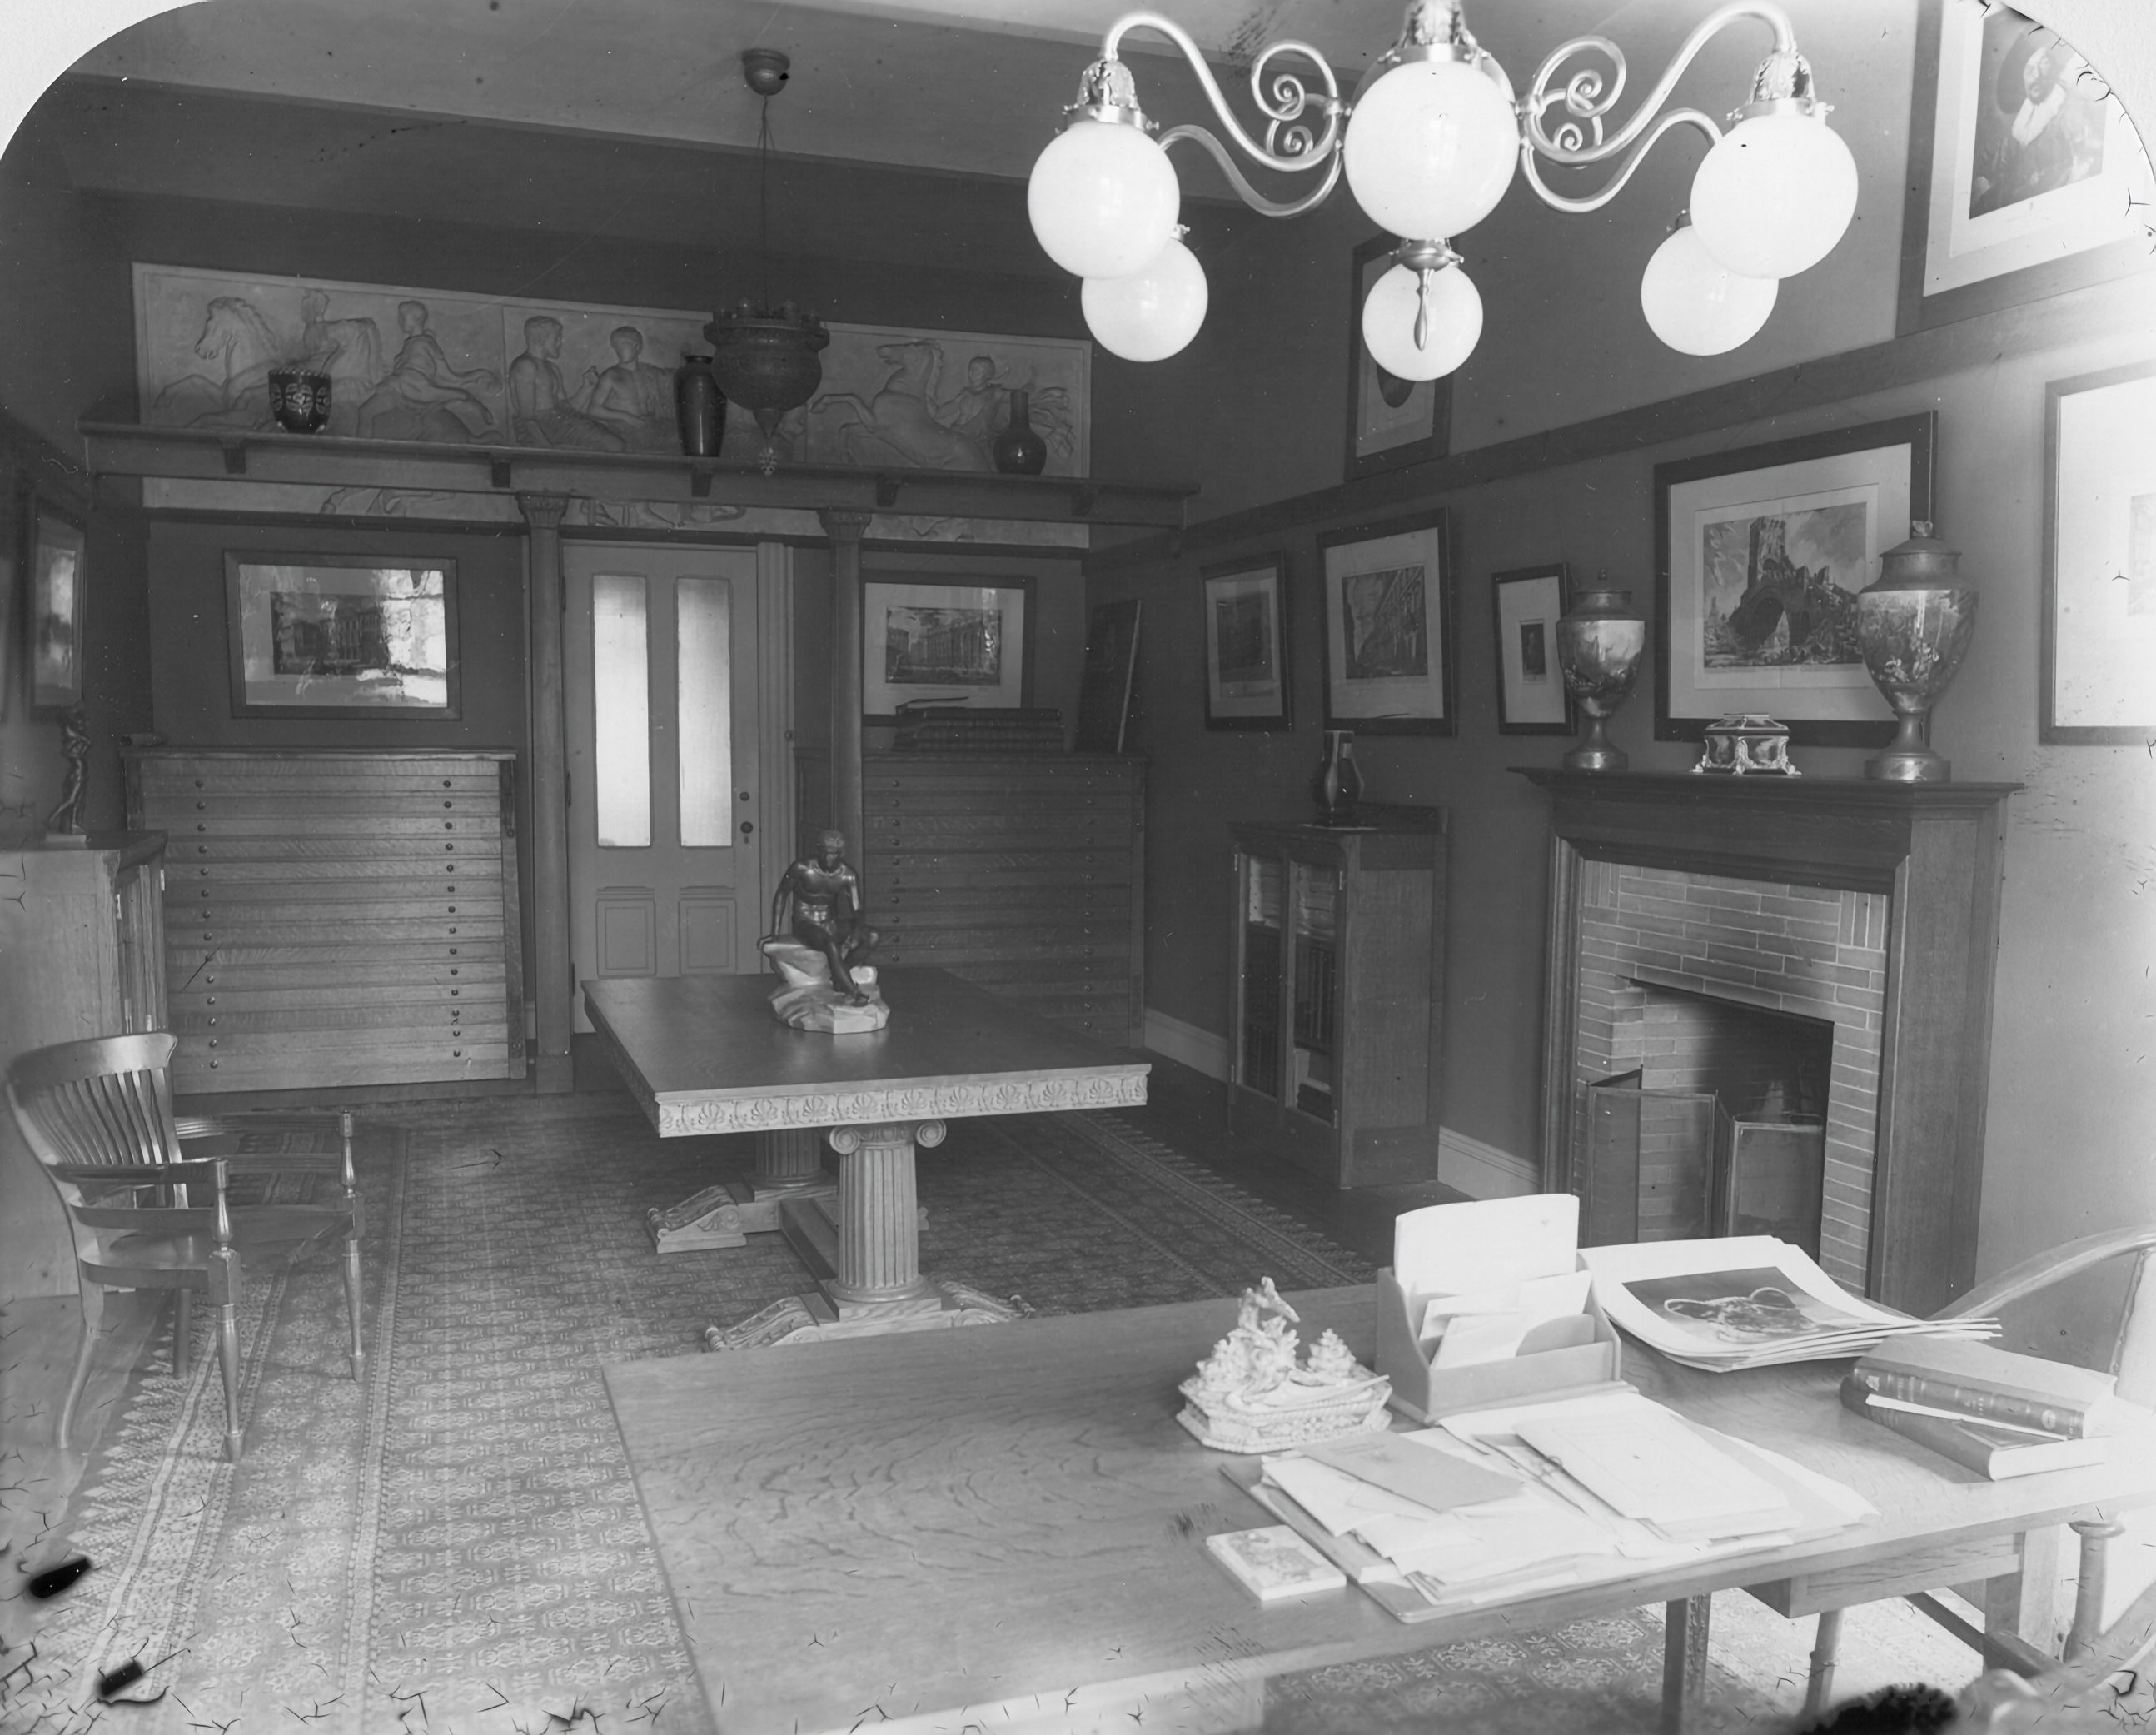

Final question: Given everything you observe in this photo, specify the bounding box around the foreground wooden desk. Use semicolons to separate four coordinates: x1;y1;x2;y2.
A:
585;969;1149;1346
604;1287;2156;1735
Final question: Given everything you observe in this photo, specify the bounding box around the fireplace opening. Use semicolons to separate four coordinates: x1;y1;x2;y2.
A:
1582;986;1835;1259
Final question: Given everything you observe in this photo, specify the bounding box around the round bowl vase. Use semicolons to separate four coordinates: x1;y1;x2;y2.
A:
266;367;332;434
1310;730;1363;826
675;354;726;457
1856;523;1977;782
1556;586;1647;772
993;390;1049;476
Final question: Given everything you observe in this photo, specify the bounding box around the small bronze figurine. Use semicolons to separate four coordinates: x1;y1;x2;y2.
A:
769;829;877;1005
45;707;89;838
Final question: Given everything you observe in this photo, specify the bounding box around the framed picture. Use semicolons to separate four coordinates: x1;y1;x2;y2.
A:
1491;563;1575;735
1200;555;1292;730
1074;597;1142;753
862;576;1031;719
30;508;87;713
1898;0;2154;335
1344;236;1451;480
1655;416;1934;746
1317;509;1455;735
2042;360;2156;742
0;550;15;719
225;553;460;717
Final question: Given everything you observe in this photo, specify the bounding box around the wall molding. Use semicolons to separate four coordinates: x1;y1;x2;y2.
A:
1144;1008;1232;1081
1087;272;2153;575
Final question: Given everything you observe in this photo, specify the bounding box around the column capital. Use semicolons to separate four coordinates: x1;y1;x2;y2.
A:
819;507;874;544
517;491;572;529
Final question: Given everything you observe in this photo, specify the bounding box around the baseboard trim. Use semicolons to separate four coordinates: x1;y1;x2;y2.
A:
1143;1008;1540;1200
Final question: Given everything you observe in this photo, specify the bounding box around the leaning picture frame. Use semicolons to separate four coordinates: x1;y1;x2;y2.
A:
1343;236;1451;481
30;507;87;713
1317;509;1454;736
2041;359;2156;743
1897;0;2155;336
1491;563;1574;735
226;552;461;718
862;576;1032;720
1200;554;1292;731
1655;416;1933;747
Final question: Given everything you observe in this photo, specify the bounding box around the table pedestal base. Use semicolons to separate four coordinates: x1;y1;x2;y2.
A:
705;1279;1019;1351
645;1127;925;1252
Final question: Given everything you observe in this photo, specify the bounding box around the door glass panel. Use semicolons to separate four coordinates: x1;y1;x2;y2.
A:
592;571;652;848
677;577;733;848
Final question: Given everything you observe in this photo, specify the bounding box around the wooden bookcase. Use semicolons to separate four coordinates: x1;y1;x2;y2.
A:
1227;816;1447;1189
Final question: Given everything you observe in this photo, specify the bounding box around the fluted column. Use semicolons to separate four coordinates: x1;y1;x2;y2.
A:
751;1126;827;1194
819;507;873;860
824;1119;943;1301
519;491;574;1094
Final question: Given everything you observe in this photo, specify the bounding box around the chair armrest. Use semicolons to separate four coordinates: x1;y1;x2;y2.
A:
54;1158;232;1185
1941;1226;2156;1319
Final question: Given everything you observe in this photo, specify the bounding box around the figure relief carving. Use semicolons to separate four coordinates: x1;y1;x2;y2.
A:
809;340;1073;472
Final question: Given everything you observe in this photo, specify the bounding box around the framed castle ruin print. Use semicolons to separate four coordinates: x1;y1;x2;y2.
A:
1317;510;1455;735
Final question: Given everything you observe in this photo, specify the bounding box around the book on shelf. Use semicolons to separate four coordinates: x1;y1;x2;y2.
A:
1838;1374;2110;1478
1203;1524;1347;1601
1850;1337;2138;1439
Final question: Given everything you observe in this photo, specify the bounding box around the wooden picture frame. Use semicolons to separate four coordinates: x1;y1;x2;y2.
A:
1491;563;1575;735
2041;359;2156;743
1655;416;1934;746
1200;554;1292;731
1897;0;2154;337
862;576;1033;720
29;506;87;713
225;552;461;718
1344;236;1451;481
1317;509;1455;736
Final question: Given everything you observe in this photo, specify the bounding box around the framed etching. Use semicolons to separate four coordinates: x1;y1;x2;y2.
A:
225;553;460;717
863;577;1031;719
1074;597;1143;753
2042;360;2156;742
1317;510;1455;735
1201;555;1292;730
30;508;87;713
1898;0;2154;334
1491;563;1575;735
1655;416;1933;745
1344;236;1451;480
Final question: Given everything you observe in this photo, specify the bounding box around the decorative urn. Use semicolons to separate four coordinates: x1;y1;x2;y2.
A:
1855;521;1976;783
266;367;332;434
705;302;829;475
1555;581;1647;772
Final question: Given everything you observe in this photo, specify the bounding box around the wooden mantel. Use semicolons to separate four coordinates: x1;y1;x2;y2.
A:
1519;770;2020;1315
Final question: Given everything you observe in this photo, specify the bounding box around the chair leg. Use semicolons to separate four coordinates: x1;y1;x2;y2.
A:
342;1228;366;1381
217;1294;242;1462
2067;1518;2126;1660
57;1280;105;1454
1803;1608;1844;1720
173;1289;192;1379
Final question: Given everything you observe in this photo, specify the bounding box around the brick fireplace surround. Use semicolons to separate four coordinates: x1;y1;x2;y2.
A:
1521;771;2018;1316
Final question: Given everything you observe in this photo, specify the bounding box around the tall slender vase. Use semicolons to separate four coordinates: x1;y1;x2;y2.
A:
1310;730;1363;826
675;354;726;457
1857;521;1977;782
993;389;1048;476
1556;581;1647;773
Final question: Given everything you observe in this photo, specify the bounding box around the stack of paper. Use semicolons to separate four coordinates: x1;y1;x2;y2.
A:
1395;1195;1589;1370
1580;1236;1999;1371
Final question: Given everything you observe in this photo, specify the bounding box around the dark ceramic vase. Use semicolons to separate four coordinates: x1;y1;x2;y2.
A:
675;355;726;457
1310;730;1363;826
267;368;332;434
993;390;1049;476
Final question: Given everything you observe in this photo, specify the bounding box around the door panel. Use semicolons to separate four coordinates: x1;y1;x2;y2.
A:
566;544;762;1031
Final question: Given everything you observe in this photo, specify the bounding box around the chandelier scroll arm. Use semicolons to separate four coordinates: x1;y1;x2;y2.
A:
1158;125;1345;217
1098;10;1344;174
1518;107;1724;215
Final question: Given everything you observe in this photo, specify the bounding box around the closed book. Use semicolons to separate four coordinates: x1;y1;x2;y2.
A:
1204;1525;1348;1601
1851;1338;2127;1438
1840;1375;2108;1479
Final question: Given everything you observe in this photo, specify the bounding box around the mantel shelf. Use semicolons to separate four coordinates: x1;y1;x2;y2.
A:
77;421;1196;529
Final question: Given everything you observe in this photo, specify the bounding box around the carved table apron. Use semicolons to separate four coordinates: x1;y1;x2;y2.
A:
583;969;1150;1348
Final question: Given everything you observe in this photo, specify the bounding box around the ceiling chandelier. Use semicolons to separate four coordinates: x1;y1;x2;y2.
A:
709;47;829;473
1026;0;1859;374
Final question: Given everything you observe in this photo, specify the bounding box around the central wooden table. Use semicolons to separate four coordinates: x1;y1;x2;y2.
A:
585;969;1149;1347
604;1287;2156;1735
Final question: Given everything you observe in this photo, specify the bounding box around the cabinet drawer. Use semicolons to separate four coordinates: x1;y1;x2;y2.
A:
173;1043;513;1089
173;917;505;946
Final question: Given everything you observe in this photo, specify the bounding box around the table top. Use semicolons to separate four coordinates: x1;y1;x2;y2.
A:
602;1287;2156;1735
584;968;1149;1137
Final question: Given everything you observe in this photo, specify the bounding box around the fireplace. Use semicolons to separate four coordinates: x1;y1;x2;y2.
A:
1521;771;2017;1315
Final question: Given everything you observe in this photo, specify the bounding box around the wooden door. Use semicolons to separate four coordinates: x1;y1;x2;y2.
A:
565;544;763;1031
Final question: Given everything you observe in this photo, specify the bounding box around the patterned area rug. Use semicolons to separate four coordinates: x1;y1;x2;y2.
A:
4;1091;1974;1734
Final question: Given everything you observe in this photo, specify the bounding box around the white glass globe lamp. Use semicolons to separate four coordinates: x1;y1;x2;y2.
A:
1362;253;1482;381
1082;234;1208;361
1028;115;1181;280
1343;54;1518;242
1689;103;1857;280
1639;222;1778;355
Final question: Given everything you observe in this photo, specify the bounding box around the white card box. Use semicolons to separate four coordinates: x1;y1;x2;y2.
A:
1376;1261;1621;1424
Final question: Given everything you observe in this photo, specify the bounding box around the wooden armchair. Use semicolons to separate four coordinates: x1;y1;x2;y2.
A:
5;1032;365;1462
1801;1225;2156;1717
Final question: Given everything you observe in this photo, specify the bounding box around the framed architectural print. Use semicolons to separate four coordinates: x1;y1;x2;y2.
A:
1655;416;1933;745
1200;555;1291;730
2042;360;2156;742
225;552;460;717
863;576;1031;719
1491;563;1575;735
1344;236;1451;480
30;508;87;713
1317;509;1455;735
1898;0;2154;334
